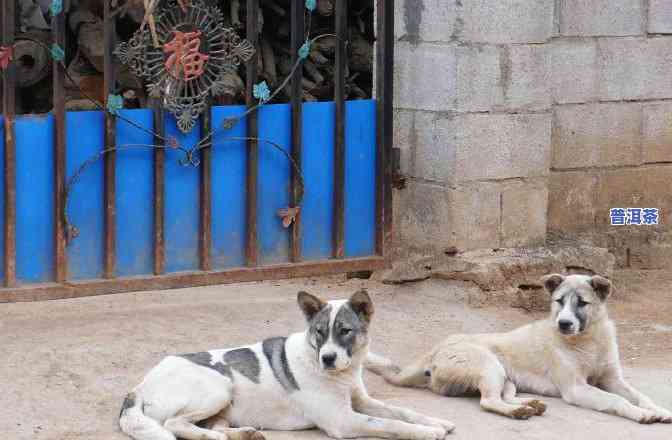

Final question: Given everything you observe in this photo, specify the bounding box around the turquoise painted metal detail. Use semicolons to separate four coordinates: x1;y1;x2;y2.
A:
50;0;63;15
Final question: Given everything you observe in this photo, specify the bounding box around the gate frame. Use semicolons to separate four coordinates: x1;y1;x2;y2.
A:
0;0;394;303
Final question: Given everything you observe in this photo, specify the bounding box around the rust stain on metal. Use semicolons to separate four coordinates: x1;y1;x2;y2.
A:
103;1;117;279
245;0;260;267
0;257;388;303
278;207;300;228
333;0;347;259
289;0;304;263
4;117;12;142
199;100;212;271
54;8;68;283
153;103;166;275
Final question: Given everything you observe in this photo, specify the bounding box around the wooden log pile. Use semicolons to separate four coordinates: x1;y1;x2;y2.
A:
10;0;374;114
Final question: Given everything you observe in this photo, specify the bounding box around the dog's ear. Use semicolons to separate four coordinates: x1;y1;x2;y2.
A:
348;289;374;324
297;291;327;321
590;275;612;301
542;274;565;294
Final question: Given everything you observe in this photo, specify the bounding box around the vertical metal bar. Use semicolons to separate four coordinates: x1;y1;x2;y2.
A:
290;1;305;263
103;2;117;278
333;0;347;259
152;102;165;275
53;5;67;282
375;0;394;257
245;0;259;267
199;102;212;271
2;0;17;286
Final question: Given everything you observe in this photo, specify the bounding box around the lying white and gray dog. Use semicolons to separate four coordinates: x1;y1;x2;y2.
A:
367;274;672;424
119;289;455;440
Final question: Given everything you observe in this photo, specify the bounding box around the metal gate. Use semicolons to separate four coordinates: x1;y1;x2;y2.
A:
0;0;393;302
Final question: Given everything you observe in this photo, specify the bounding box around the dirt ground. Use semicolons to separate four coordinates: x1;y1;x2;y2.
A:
1;269;671;440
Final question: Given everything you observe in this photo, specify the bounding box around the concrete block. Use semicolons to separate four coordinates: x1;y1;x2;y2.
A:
548;171;599;232
394;42;457;111
458;44;552;112
395;0;457;43
454;113;552;181
461;0;554;43
501;180;549;247
595;166;672;228
550;39;597;104
648;0;672;34
448;182;501;250
560;0;643;36
598;37;672;101
456;45;504;112
552;103;642;169
414;114;457;183
395;180;452;254
505;45;551;111
394;110;457;183
393;109;416;176
643;102;672;163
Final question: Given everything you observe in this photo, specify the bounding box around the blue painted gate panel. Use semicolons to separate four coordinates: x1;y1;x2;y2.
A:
115;109;154;277
258;104;291;265
165;115;201;273
345;100;376;257
211;106;247;269
16;115;55;283
4;99;377;285
301;102;335;260
66;111;105;280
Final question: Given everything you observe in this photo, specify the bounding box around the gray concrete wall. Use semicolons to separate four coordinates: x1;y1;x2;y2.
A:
392;0;672;268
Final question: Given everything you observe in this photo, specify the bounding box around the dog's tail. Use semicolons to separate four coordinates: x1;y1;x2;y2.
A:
119;392;176;440
365;352;431;388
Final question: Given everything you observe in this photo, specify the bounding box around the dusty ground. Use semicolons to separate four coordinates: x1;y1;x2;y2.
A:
1;270;671;440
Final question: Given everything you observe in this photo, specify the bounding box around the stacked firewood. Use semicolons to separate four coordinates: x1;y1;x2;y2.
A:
9;0;374;114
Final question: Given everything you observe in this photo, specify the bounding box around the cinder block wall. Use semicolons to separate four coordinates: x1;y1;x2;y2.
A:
392;0;672;268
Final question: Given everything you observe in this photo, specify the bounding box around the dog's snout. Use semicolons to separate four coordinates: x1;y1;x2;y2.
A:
321;352;337;367
558;320;573;331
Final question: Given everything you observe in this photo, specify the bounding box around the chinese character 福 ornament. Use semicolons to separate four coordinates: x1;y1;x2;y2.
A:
115;0;255;133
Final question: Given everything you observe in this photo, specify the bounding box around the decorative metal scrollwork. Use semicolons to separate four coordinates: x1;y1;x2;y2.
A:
115;0;255;133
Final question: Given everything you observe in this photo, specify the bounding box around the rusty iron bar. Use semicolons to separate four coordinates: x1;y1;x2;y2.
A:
152;101;165;275
53;5;67;282
2;0;17;287
376;0;394;258
290;0;305;263
199;100;212;271
103;1;117;278
0;256;387;303
333;0;347;259
245;0;259;267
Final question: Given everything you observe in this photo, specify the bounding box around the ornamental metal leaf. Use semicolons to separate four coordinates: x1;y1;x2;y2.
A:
114;0;256;133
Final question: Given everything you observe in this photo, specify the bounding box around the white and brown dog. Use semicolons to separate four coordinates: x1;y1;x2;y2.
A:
367;274;672;424
119;289;455;440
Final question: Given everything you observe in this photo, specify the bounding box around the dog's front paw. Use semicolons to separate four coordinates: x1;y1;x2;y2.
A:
637;409;661;424
225;427;266;440
426;417;455;434
511;405;538;420
652;408;672;424
525;399;547;416
250;431;266;440
426;426;448;439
